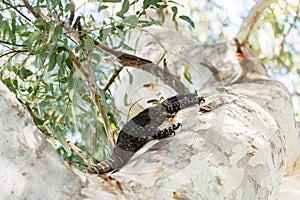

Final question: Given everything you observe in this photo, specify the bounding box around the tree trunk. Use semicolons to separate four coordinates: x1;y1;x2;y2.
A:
0;81;83;199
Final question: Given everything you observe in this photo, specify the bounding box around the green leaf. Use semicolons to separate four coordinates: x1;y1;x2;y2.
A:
48;53;56;71
57;51;65;66
171;6;178;18
65;2;75;12
34;57;42;69
143;0;160;9
36;43;49;55
34;116;44;126
58;77;68;83
2;78;16;92
215;87;229;93
54;126;71;155
98;5;108;12
99;28;111;41
19;68;33;80
124;15;138;25
85;36;94;51
158;6;165;23
126;69;133;84
103;0;121;2
179;15;195;28
183;67;193;84
34;18;47;30
13;79;18;90
67;70;76;91
69;89;74;101
56;40;65;48
117;0;129;18
171;6;178;31
54;25;63;38
121;43;135;51
124;93;130;106
11;15;16;45
28;31;43;50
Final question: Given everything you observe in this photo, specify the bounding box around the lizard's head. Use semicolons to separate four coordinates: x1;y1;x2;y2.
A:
162;93;205;114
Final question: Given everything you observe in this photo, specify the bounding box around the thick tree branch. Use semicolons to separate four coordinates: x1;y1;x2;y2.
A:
94;41;189;93
235;0;278;46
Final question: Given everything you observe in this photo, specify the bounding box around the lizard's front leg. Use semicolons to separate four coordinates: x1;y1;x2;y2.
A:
152;123;182;139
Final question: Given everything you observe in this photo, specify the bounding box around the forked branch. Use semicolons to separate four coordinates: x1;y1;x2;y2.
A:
235;0;278;46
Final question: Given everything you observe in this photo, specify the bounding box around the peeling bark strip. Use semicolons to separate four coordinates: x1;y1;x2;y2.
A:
87;93;205;174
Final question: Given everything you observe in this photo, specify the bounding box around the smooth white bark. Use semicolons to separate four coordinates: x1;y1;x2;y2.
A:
0;81;83;200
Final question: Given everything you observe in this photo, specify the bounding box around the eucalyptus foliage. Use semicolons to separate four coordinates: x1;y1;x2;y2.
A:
0;0;194;167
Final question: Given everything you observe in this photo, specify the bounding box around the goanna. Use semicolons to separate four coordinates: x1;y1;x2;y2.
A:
87;93;205;174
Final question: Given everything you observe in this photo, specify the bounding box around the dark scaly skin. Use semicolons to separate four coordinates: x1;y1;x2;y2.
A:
87;93;205;174
152;123;182;139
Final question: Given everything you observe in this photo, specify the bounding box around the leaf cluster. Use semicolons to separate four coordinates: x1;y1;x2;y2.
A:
0;0;194;168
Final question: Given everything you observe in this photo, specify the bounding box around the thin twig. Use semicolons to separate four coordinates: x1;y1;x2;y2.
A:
0;52;17;70
22;0;43;19
0;4;25;12
127;98;143;122
67;141;90;165
68;161;88;168
17;98;52;138
95;91;116;148
3;0;32;22
0;50;29;70
235;0;278;46
103;65;123;92
64;20;124;33
68;0;75;26
0;49;29;59
68;49;90;78
64;34;79;45
0;41;13;51
0;40;27;47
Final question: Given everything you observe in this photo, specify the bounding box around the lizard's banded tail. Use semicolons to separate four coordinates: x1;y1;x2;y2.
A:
87;146;133;174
